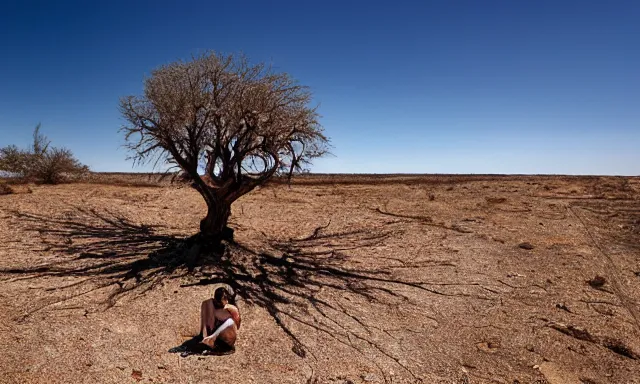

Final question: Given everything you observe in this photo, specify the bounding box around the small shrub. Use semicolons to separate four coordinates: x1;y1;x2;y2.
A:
0;125;88;184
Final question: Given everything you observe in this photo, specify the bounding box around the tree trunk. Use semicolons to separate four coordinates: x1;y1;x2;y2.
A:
199;200;233;243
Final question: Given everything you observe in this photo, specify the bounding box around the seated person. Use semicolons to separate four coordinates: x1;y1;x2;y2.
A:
169;286;241;356
199;286;241;353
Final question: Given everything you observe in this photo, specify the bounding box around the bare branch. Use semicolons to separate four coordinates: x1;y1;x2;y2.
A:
120;52;329;237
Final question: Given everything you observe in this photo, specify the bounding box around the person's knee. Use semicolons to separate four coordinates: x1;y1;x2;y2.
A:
201;299;212;311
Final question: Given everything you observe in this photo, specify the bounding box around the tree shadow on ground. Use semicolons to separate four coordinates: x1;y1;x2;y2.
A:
1;207;450;382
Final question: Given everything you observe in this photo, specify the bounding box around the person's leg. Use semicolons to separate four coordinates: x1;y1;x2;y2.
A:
216;325;237;350
202;318;236;348
202;324;237;355
200;299;215;338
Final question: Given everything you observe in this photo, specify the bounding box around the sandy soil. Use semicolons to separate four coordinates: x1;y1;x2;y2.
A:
1;175;639;384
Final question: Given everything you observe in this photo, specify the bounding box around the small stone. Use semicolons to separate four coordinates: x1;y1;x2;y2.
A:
361;374;377;382
532;365;539;370
588;276;606;289
476;341;499;353
131;370;143;381
518;242;534;250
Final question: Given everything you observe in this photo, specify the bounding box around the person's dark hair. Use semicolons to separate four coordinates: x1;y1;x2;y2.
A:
213;287;230;309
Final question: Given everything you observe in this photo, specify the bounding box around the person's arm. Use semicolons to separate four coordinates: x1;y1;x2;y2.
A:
225;304;241;329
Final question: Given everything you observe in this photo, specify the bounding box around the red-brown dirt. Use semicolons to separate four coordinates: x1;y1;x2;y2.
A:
1;175;639;384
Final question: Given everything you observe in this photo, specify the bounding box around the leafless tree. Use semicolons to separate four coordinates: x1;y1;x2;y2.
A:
120;52;329;242
0;124;88;184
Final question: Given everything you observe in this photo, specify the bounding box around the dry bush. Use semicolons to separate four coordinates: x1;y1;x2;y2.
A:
0;125;88;184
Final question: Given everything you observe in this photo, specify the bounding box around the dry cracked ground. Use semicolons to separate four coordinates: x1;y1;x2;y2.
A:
0;175;639;384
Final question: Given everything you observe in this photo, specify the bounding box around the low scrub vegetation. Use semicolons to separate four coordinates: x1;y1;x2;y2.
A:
0;125;88;184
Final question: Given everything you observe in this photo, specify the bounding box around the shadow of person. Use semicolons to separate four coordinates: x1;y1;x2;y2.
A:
168;335;235;357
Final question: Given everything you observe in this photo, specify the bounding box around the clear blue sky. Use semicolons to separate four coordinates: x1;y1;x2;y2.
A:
1;0;638;175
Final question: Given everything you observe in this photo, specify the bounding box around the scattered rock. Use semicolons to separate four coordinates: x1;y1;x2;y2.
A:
555;303;571;313
428;194;435;201
548;322;595;342
587;276;606;289
518;242;535;250
131;370;143;382
476;341;500;353
486;197;507;204
451;224;473;233
361;373;377;382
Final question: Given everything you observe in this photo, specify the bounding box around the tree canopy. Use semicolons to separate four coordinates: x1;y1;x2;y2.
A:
120;52;329;238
